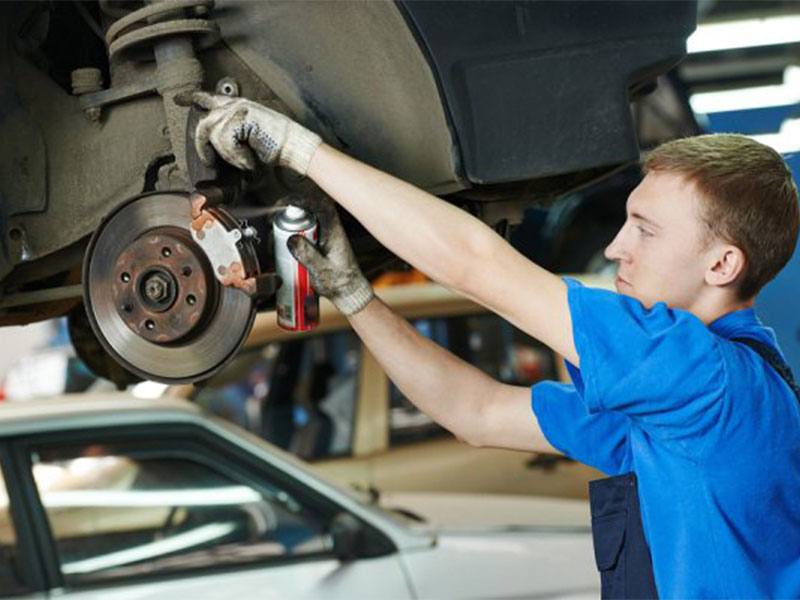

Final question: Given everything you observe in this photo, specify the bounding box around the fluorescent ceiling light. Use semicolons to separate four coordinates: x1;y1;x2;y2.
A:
40;486;262;508
688;15;800;53
750;118;800;154
689;66;800;113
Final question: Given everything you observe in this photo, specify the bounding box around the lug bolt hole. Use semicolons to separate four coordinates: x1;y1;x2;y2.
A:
181;266;192;277
145;320;155;330
121;272;131;283
161;247;172;258
187;294;197;306
121;303;133;313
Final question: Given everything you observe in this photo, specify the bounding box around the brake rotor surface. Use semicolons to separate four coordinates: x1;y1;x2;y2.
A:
83;192;257;383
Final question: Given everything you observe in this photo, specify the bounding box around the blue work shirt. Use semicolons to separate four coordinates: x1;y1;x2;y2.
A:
532;278;800;599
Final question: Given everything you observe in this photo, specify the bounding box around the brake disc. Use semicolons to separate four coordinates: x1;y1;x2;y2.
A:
83;192;258;383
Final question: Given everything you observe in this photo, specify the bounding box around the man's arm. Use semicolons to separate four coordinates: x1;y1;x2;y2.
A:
275;192;556;454
181;93;578;364
349;297;560;454
307;144;579;366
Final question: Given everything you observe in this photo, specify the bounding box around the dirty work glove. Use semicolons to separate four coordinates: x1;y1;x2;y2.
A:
280;192;374;316
175;92;322;174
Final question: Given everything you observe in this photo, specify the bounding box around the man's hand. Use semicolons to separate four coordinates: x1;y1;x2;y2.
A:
280;192;374;316
175;92;322;174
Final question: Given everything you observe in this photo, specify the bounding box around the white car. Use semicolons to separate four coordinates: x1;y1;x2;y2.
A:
0;394;599;599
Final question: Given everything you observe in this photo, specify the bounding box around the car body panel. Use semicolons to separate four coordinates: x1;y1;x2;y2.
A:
217;0;461;195
398;0;697;185
380;492;591;531
0;2;170;275
402;532;598;600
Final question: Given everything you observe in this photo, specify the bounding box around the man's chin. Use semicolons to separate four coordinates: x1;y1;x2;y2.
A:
615;282;653;307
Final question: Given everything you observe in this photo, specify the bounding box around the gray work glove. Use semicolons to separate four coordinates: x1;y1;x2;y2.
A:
176;92;322;174
280;193;374;316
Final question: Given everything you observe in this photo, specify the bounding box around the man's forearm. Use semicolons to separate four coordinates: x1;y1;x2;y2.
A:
349;298;498;445
348;298;559;453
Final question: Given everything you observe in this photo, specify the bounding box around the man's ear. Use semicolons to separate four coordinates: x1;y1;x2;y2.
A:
706;244;746;287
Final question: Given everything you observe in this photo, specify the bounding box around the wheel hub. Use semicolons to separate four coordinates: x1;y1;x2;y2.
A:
112;229;212;343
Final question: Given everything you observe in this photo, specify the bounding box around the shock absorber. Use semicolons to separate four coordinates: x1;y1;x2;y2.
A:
104;0;220;187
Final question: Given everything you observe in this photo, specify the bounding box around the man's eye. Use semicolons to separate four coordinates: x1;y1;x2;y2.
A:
637;225;653;237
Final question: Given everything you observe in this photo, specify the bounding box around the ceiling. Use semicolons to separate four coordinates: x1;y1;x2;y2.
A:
682;0;800;92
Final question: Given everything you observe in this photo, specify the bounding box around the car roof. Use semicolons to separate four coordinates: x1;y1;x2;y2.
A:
0;394;203;437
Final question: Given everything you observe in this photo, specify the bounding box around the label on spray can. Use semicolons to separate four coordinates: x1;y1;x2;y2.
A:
273;206;320;331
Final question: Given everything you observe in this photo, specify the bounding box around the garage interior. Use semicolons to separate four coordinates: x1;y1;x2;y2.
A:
0;1;797;598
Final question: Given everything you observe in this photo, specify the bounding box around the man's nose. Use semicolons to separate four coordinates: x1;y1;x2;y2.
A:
604;228;626;262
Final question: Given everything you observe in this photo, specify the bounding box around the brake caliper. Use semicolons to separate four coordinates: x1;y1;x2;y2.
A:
188;192;278;301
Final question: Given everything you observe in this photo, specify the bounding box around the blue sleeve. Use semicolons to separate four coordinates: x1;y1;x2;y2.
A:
531;380;630;476
564;278;725;439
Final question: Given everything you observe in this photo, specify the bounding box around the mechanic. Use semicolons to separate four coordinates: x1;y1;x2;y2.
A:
179;92;800;599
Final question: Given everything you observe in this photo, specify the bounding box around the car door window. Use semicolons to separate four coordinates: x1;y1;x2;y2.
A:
0;462;27;596
390;313;556;445
29;443;332;586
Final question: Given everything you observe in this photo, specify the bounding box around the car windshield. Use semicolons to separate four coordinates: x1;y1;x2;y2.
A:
208;416;428;528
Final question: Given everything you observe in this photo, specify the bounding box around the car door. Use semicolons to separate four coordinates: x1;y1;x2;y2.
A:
11;424;411;600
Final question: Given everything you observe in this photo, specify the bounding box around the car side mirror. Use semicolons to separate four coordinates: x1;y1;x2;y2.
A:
330;512;365;562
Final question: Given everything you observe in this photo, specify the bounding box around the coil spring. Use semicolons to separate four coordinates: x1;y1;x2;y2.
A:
104;0;219;60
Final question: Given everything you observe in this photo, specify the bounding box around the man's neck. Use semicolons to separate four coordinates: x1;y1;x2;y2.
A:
690;294;754;326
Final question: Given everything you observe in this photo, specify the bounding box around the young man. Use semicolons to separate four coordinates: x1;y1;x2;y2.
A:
181;92;800;598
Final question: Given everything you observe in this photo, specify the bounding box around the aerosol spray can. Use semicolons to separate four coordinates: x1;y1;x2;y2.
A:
273;205;320;331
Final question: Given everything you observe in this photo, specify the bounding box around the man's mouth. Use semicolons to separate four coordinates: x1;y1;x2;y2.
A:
615;276;630;290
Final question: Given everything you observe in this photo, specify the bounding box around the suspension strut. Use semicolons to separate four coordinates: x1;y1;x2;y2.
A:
99;0;221;186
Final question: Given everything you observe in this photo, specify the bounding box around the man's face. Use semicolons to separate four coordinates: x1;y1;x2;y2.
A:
604;170;713;310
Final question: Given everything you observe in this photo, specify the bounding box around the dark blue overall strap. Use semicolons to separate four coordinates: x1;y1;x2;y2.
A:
731;337;800;403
